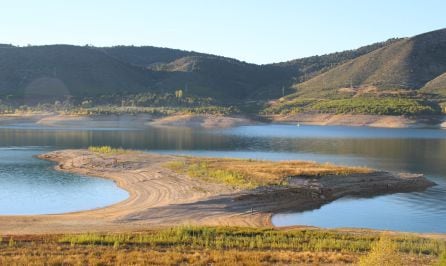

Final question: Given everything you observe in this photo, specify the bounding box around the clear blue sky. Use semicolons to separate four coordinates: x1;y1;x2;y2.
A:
1;0;445;64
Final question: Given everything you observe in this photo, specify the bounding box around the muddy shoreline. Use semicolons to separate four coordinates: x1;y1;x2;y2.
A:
0;149;435;234
1;113;445;129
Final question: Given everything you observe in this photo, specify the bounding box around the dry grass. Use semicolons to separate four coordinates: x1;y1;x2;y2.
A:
166;157;372;188
0;226;443;265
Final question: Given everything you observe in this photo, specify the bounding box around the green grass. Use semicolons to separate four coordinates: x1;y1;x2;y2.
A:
265;97;442;116
1;226;444;265
310;97;440;115
166;160;256;188
59;226;445;256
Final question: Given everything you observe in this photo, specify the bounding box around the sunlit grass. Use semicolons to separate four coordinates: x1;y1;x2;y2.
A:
1;226;443;265
88;146;129;154
165;157;372;189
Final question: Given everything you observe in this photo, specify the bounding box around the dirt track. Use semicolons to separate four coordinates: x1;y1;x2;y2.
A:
0;150;434;234
0;150;269;234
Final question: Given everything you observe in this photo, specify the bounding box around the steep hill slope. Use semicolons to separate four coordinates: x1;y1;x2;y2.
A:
293;29;446;98
101;46;200;68
271;38;402;84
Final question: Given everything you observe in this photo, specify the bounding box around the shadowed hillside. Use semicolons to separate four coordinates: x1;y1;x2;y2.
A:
0;45;156;103
0;29;445;113
101;46;201;68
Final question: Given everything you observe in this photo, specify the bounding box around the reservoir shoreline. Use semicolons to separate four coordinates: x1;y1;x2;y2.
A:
0;149;435;235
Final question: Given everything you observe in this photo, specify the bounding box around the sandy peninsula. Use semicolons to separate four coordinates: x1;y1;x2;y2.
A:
0;149;434;235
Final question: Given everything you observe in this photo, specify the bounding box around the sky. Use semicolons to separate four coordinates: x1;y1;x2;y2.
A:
0;0;445;64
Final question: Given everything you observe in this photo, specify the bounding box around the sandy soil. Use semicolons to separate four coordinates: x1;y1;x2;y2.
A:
271;113;445;128
0;150;434;235
35;114;154;129
149;114;256;128
1;112;444;129
0;113;255;129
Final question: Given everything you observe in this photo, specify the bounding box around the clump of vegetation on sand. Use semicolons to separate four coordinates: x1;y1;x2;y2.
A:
88;146;129;154
166;158;371;189
1;226;444;265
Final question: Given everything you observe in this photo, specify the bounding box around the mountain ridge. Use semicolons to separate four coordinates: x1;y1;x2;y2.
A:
0;28;445;112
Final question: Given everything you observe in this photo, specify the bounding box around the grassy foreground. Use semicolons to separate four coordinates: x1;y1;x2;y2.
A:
1;226;444;265
166;157;371;189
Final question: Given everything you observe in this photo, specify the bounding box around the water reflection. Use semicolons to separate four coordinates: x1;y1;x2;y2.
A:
0;147;128;214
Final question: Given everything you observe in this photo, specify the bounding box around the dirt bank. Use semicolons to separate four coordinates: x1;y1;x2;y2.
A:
35;114;154;129
271;113;445;128
149;114;256;128
0;150;435;234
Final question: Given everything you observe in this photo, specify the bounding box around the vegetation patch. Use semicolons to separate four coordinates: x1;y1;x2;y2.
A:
310;97;441;115
262;98;317;115
265;97;442;116
166;158;371;189
88;146;129;155
0;226;442;265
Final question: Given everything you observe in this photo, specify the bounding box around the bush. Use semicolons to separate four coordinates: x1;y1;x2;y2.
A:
359;237;402;266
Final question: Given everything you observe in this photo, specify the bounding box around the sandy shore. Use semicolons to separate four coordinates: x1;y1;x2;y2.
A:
148;114;256;128
1;112;444;129
0;150;435;235
0;113;256;129
270;113;446;128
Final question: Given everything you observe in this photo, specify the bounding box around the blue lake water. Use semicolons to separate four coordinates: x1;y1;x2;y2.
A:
0;147;128;215
0;122;445;233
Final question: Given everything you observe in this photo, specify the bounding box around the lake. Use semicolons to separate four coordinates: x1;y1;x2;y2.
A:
0;121;445;233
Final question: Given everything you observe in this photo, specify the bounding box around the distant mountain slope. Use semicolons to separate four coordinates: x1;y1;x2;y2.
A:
270;38;402;83
100;40;400;100
101;46;200;68
0;29;444;108
293;29;446;97
152;55;290;100
422;72;446;97
0;45;156;102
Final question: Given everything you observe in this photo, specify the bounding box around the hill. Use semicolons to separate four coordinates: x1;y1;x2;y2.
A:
101;46;200;68
421;72;446;97
292;29;446;98
270;38;402;84
0;29;445;115
0;45;156;104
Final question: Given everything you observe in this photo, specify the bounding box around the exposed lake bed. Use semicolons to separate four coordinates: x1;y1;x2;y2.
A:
0;116;445;234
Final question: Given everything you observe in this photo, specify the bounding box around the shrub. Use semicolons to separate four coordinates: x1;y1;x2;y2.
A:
359;236;402;266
